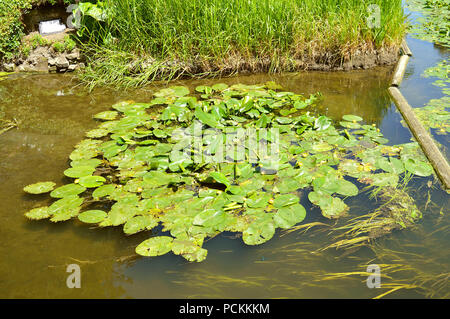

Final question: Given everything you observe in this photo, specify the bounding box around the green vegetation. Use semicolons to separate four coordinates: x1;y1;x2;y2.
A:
75;0;406;88
405;1;450;137
52;35;76;52
0;1;76;61
0;0;32;61
23;83;432;262
407;0;450;47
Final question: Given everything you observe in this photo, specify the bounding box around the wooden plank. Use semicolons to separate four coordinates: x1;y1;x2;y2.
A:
391;54;410;87
401;39;413;56
389;87;450;190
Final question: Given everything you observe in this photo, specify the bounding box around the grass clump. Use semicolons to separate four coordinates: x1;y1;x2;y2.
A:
77;0;407;89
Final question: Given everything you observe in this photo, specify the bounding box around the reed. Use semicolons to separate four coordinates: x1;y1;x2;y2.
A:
78;0;407;88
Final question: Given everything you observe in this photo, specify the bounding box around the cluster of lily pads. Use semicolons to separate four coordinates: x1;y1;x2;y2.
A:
23;82;433;262
410;60;449;135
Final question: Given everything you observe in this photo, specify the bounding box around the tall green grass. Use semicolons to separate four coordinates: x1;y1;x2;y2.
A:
79;0;407;88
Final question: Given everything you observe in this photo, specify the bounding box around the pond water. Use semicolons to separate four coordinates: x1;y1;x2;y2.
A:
1;22;449;300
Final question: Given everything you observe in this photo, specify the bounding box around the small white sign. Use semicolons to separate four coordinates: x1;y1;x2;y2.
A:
39;19;66;35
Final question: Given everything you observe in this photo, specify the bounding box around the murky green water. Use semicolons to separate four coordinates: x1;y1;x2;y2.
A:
1;34;449;298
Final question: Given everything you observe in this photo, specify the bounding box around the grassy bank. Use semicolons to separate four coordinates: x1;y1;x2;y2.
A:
77;0;407;89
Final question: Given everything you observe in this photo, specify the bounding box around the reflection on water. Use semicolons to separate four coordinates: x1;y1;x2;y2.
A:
0;47;448;298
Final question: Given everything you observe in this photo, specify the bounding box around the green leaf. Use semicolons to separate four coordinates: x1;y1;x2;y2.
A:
124;215;158;234
209;172;231;187
92;184;116;198
335;179;358;197
64;166;95;178
172;239;208;262
135;236;174;256
78;210;107;223
49;195;83;222
23;182;56;194
78;175;106;188
273;194;298;208
343;114;363;122
404;158;433;177
50;183;86;198
273;203;306;229
25;207;51;220
94;111;119;120
242;216;275;245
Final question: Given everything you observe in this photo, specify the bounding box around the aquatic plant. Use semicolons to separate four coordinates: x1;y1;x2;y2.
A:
407;0;450;48
23;83;434;262
409;60;450;135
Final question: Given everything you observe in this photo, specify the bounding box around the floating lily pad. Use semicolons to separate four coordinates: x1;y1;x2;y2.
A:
78;175;106;188
49;195;83;222
273;203;306;229
94;111;119;120
124;215;159;234
64;166;95;178
242;216;275;245
25;206;51;220
23;182;56;194
50;184;86;198
343;114;363;122
135;236;174;256
78;210;108;223
273;193;298;208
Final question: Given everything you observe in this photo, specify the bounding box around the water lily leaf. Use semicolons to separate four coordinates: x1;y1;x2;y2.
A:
70;158;102;168
23;182;56;194
246;191;271;208
276;179;300;193
321;197;348;218
311;142;333;153
314;116;331;130
124;215;159;235
86;128;109;138
308;191;347;219
172;239;208;262
273;193;298;208
94;111;119;120
107;202;136;226
343;114;363;122
171;86;190;97
135;236;174;256
242;216;275;245
100;141;128;159
49;195;83;222
404;158;433;177
78;175;106;188
195;107;221;128
276;117;292;124
212;83;228;91
193;209;227;229
209;172;231;187
50;183;86;198
294;100;309;109
64;166;95;178
377;157;404;174
273;203;306;229
25;206;51;220
78;210;107;223
335;179;358;197
92;184;116;198
340;121;361;129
